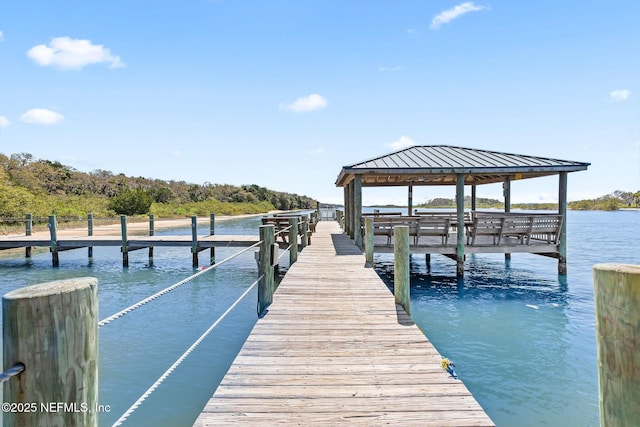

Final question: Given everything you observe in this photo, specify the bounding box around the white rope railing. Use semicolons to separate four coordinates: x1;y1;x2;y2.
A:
111;274;262;427
98;241;262;327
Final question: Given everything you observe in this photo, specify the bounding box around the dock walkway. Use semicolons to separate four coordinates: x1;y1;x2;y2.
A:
195;221;494;426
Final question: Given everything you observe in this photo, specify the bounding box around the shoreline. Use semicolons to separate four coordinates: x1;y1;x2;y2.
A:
3;211;289;239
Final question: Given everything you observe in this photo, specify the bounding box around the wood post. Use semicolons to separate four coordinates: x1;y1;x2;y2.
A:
87;213;94;259
210;213;215;264
48;215;59;267
558;172;568;274
365;217;374;267
301;216;309;248
504;177;511;260
289;217;298;265
2;277;99;427
394;226;410;315
25;213;32;258
258;225;275;315
120;215;128;267
408;182;413;216
148;214;154;263
455;174;465;277
593;264;640;427
191;216;198;267
354;176;362;248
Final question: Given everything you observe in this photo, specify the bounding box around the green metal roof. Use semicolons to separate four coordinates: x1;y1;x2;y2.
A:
336;145;590;187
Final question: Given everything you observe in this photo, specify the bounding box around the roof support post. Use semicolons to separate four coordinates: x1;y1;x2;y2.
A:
354;175;363;248
503;176;511;260
558;172;568;274
343;185;349;236
471;184;477;212
347;180;354;239
455;174;465;277
408;182;413;216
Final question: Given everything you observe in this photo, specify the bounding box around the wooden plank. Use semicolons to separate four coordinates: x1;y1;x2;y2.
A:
194;221;494;426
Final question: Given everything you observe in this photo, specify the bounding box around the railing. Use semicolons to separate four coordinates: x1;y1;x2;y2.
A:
0;222;302;427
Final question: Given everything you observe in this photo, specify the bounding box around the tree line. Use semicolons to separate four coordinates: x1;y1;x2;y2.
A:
415;191;640;211
0;153;316;218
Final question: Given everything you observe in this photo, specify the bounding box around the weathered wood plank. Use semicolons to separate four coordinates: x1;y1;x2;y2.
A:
194;221;494;426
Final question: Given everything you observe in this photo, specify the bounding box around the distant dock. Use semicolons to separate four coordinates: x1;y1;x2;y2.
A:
0;214;281;267
194;221;494;426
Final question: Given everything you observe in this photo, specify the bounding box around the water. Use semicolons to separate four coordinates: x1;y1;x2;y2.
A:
0;215;276;426
374;209;639;427
0;210;637;426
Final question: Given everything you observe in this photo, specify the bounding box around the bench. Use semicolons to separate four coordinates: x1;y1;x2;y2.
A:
361;215;450;247
261;216;304;243
468;213;563;246
414;217;450;246
414;211;471;232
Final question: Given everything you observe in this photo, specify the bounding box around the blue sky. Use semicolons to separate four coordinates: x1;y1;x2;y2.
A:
1;1;638;205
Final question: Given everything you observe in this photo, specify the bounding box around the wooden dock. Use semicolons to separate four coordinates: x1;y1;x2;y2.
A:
194;221;494;426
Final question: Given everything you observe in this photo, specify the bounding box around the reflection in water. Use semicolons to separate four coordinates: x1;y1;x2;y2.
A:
374;252;598;427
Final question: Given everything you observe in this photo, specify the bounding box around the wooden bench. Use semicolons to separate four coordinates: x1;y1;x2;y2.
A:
361;216;450;247
468;213;563;246
414;211;471;232
529;215;563;244
414;217;450;246
261;216;303;243
467;216;505;245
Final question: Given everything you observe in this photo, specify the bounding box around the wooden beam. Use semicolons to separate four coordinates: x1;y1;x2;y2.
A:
394;226;410;314
504;177;511;260
558;172;568;274
354;176;362;248
455;174;465;277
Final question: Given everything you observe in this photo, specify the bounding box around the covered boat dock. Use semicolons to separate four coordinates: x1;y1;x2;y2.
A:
335;145;590;276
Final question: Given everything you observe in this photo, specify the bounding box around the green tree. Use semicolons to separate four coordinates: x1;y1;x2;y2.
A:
108;189;153;215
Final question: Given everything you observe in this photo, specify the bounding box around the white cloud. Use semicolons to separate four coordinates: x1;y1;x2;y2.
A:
378;66;402;72
281;94;328;112
27;37;124;70
388;136;415;150
430;2;486;30
0;31;4;42
21;108;64;125
609;89;630;102
309;147;324;155
0;116;10;128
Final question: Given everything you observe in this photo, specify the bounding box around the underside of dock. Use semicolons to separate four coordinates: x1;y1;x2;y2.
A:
194;221;494;426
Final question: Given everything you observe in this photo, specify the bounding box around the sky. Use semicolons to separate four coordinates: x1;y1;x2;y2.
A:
1;1;638;206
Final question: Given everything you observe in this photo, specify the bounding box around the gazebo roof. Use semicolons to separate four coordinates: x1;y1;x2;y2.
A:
335;145;590;187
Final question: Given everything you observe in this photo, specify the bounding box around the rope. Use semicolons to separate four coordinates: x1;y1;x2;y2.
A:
99;241;262;327
111;276;261;427
0;363;25;383
278;243;294;261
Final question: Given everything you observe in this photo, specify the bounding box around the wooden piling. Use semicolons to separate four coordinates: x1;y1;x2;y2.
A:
120;215;128;267
301;216;309;248
289;217;298;265
394;225;410;314
48;215;59;267
210;213;216;264
364;216;374;267
455;174;465;277
558;172;568;274
191;216;198;267
2;277;99;427
593;263;640;427
87;213;94;259
148;214;154;263
24;213;33;258
258;225;275;315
